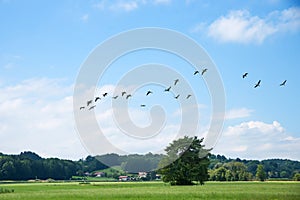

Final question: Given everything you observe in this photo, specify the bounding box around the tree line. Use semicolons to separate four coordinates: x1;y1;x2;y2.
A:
0;152;79;180
208;155;300;181
0;150;299;181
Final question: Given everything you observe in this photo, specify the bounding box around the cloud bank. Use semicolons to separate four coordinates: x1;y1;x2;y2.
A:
0;78;88;159
213;120;300;160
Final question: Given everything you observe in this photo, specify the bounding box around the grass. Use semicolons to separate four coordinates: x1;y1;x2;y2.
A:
0;181;299;200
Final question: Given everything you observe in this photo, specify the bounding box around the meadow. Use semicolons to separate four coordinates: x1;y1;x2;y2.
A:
0;181;299;200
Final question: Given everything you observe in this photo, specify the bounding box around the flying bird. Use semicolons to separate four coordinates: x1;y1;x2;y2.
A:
186;94;192;99
201;68;208;75
146;90;153;96
87;100;93;106
242;72;248;79
95;97;101;102
175;94;180;99
102;92;108;97
140;104;146;107
80;106;85;110
174;79;179;85
280;80;287;86
121;91;126;96
193;70;199;75
112;95;118;99
164;86;171;92
89;105;96;110
126;94;132;99
254;80;261;88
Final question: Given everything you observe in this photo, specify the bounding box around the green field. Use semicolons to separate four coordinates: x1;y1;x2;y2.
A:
0;181;299;200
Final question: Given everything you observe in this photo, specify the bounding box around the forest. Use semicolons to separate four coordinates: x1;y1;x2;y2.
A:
0;151;299;181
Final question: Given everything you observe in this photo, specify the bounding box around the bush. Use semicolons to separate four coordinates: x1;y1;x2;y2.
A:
0;187;14;194
293;173;300;181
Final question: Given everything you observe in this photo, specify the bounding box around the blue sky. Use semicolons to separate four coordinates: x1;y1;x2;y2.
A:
0;0;300;160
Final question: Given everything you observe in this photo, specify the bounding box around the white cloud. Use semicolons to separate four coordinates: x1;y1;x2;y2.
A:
93;0;140;12
172;103;206;118
2;79;297;161
190;22;207;33
0;78;88;159
226;108;253;120
213;120;300;160
274;7;300;32
206;7;300;44
93;0;172;12
0;78;71;100
208;10;276;44
283;136;300;142
232;145;248;152
110;1;138;12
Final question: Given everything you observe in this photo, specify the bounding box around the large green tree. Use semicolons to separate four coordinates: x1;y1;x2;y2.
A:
158;136;210;185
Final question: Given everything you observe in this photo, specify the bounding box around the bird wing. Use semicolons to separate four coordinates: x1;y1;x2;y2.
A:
254;80;261;88
201;69;207;75
165;87;171;91
87;100;92;106
282;80;287;85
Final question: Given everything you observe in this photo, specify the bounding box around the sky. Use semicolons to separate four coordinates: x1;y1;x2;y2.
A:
0;0;300;161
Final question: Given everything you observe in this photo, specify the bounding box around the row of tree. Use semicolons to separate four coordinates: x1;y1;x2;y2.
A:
0;152;79;180
208;161;267;181
209;154;300;180
1;145;299;181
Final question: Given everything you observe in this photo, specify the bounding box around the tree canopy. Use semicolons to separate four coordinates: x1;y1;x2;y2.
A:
158;136;210;185
256;164;266;181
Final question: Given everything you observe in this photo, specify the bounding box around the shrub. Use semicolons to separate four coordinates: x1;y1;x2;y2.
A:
293;173;300;181
0;187;14;194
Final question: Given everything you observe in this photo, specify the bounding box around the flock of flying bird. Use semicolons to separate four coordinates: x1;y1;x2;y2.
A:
242;72;287;88
79;69;287;111
79;68;208;110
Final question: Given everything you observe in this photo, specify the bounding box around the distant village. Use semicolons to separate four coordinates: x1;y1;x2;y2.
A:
84;171;161;182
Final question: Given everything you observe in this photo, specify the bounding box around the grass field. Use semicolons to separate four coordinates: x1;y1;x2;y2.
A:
0;181;299;200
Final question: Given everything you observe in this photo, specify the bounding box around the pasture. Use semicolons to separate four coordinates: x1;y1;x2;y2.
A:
0;181;299;200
